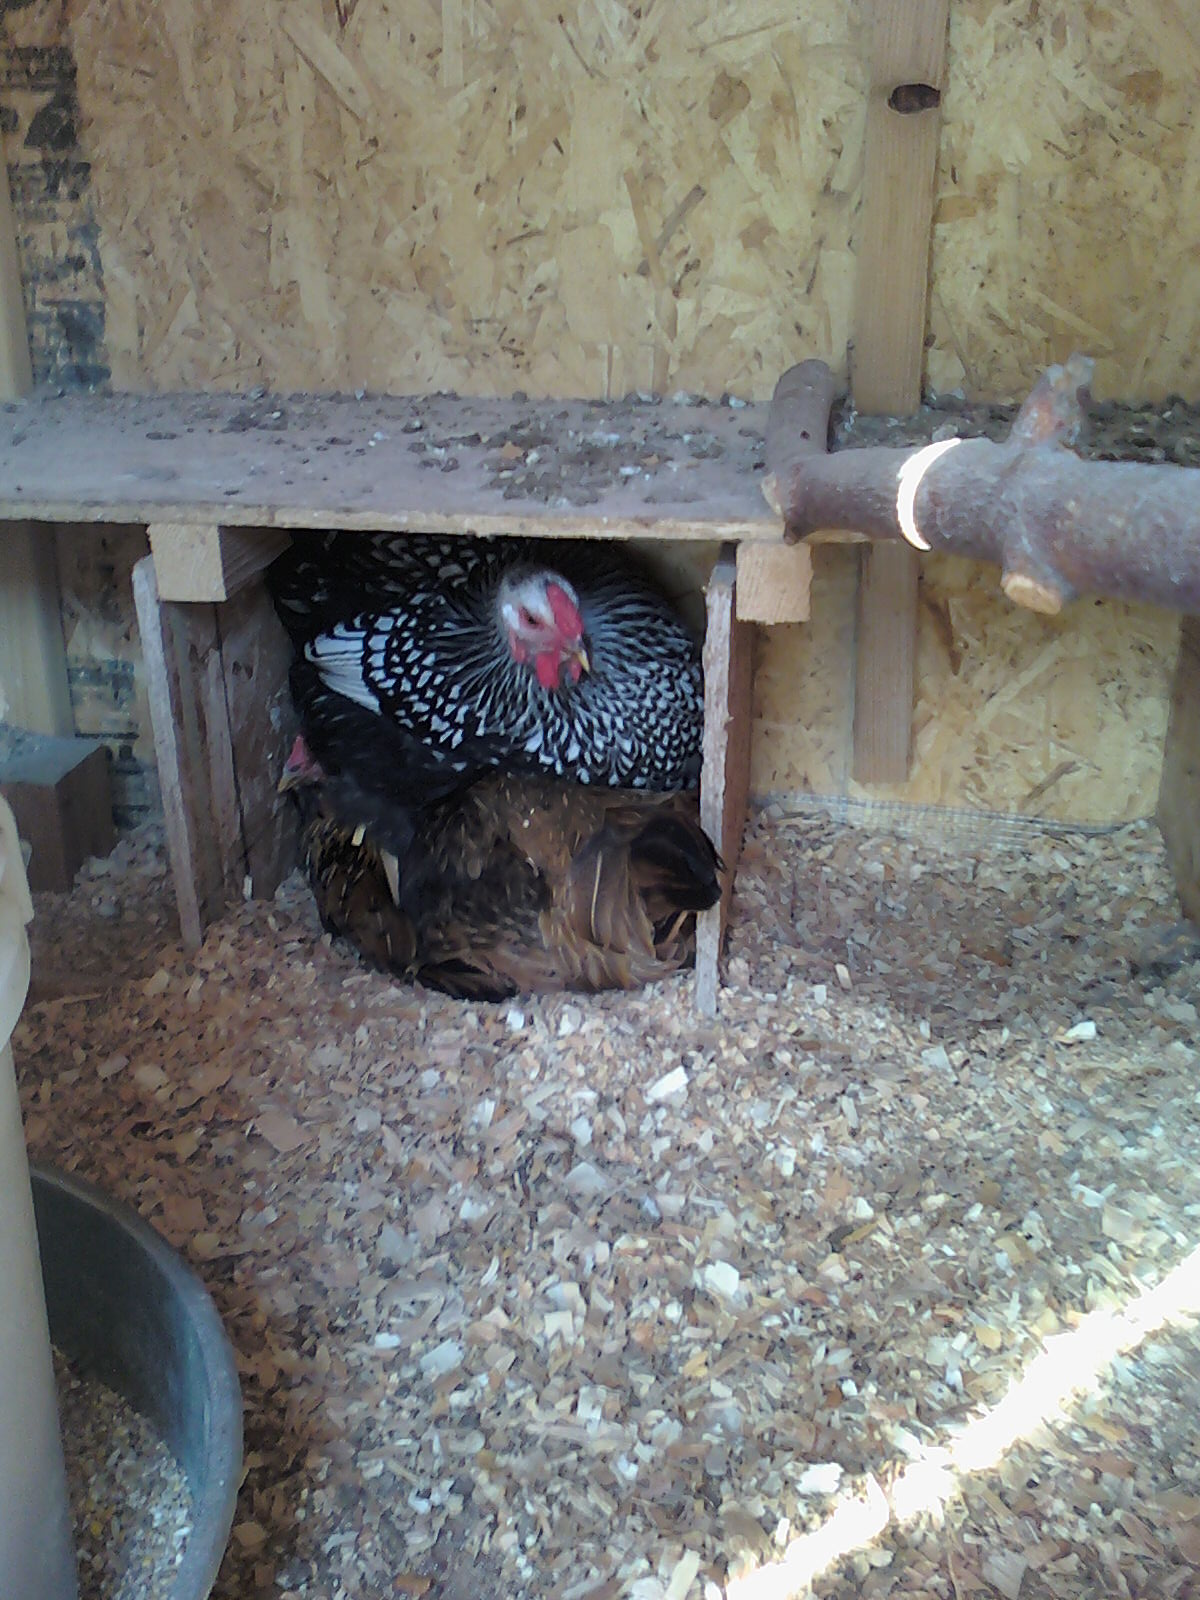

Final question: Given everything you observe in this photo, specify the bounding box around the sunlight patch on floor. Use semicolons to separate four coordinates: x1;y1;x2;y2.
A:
726;1241;1200;1600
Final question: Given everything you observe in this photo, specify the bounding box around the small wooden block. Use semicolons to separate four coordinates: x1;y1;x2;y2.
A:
735;542;812;623
0;733;114;892
696;548;754;1015
149;522;291;603
1158;617;1200;925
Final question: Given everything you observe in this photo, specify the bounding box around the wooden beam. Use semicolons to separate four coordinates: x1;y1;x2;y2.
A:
696;547;754;1014
0;162;74;737
735;543;812;623
148;522;291;603
850;0;950;783
1158;618;1200;925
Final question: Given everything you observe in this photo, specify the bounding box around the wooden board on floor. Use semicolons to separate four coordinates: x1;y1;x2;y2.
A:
1158;617;1200;924
0;390;777;543
851;0;950;783
696;548;754;1014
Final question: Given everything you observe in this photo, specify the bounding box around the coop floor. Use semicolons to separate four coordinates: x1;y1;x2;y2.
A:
15;805;1200;1600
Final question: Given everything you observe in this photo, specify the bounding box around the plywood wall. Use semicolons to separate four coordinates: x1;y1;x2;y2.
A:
5;0;1189;404
42;0;865;399
752;549;1178;826
1;0;1193;824
928;1;1200;404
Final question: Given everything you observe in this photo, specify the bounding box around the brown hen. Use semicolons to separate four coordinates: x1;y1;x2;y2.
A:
289;767;721;1000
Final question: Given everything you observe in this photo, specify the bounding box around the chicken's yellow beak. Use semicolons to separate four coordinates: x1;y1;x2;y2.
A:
571;641;590;677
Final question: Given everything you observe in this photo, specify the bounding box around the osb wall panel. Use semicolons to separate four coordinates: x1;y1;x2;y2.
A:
38;0;864;398
929;1;1200;403
752;549;1179;826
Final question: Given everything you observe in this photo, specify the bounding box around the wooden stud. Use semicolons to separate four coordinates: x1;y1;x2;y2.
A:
735;542;812;624
148;522;291;603
696;547;754;1015
0;159;31;398
1158;618;1200;925
0;528;74;736
850;0;950;783
0;162;74;737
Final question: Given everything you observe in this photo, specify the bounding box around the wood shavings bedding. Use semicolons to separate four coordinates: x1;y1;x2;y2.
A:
12;805;1200;1597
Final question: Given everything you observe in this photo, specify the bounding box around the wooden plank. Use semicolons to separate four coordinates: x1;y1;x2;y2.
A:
0;162;31;398
735;542;812;623
133;555;298;943
149;522;291;602
850;0;950;783
132;557;223;946
696;548;754;1015
205;582;298;899
0;391;776;542
0;164;74;736
0;527;74;735
1158;617;1200;925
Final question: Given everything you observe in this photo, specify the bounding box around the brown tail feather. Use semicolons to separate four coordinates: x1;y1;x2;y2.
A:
294;773;722;997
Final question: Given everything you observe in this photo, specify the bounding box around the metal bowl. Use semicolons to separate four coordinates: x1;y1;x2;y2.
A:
31;1162;242;1600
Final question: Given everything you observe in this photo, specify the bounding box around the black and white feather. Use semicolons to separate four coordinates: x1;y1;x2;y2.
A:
268;532;703;813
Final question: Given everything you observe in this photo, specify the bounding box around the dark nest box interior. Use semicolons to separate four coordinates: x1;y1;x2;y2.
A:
3;2;1200;1597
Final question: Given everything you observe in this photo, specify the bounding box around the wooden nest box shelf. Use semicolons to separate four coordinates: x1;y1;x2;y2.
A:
0;388;812;1010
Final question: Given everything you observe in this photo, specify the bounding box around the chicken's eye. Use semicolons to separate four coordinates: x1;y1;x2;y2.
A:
518;606;538;628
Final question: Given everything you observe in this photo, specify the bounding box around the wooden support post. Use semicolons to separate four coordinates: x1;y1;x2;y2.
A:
1158;618;1200;925
850;0;949;782
0;162;73;737
133;558;223;946
735;543;812;624
133;557;296;947
148;522;291;603
696;548;753;1015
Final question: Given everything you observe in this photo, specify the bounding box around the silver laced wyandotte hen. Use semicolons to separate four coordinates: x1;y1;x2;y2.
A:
280;734;721;1000
266;531;704;852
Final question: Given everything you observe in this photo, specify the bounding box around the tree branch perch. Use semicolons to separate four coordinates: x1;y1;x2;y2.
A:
763;356;1200;615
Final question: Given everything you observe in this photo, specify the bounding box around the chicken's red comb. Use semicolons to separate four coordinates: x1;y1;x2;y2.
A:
546;582;583;641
